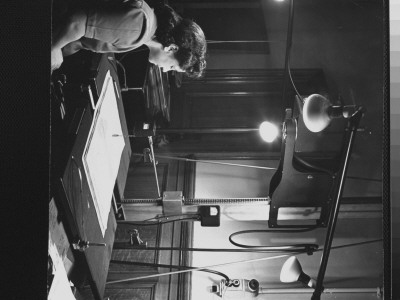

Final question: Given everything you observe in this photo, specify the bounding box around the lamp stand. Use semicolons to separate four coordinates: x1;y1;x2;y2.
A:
311;108;363;300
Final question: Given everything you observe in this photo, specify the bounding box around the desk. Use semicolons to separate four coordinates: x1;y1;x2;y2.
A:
53;53;131;299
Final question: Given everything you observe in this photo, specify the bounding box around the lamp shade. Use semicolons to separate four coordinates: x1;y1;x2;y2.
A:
280;256;316;288
302;94;357;133
302;94;332;133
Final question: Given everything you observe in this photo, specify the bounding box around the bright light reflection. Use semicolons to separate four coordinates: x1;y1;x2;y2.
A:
259;121;279;143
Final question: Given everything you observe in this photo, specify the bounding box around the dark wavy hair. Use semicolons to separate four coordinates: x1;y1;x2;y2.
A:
153;3;207;78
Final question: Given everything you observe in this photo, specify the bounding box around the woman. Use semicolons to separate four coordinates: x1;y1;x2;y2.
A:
51;0;207;78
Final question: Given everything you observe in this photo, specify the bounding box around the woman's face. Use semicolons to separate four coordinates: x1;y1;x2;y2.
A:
148;44;184;73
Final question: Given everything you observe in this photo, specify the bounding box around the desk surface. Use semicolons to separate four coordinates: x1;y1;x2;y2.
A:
54;53;131;300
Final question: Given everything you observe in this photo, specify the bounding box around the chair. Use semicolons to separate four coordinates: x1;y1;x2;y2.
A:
268;105;363;228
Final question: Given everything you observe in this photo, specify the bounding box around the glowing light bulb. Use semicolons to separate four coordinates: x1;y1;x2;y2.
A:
259;121;279;143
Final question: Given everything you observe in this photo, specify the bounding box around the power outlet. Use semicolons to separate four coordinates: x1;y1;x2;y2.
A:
225;279;244;292
213;279;259;297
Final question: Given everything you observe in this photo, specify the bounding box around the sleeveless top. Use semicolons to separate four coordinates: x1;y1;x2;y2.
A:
80;0;157;53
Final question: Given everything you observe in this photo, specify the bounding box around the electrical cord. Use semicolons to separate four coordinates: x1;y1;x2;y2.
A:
104;254;292;285
281;0;295;108
229;228;318;254
121;213;199;221
116;245;316;254
110;260;231;283
105;239;383;285
117;216;200;226
118;229;381;256
117;213;198;222
288;58;304;102
140;214;200;222
115;229;317;254
280;0;304;106
318;238;383;253
117;215;318;253
115;217;317;253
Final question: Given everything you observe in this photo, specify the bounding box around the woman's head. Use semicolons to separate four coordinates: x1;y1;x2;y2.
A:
153;4;207;78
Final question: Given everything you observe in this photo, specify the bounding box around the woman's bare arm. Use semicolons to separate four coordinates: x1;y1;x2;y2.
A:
52;9;87;51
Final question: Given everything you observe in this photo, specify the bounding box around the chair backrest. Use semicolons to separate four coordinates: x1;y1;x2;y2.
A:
268;109;335;228
268;105;363;228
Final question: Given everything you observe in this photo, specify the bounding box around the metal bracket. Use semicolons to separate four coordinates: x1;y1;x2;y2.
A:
162;191;183;215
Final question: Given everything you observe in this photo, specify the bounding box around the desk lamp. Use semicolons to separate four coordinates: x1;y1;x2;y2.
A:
280;256;316;288
303;94;358;133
